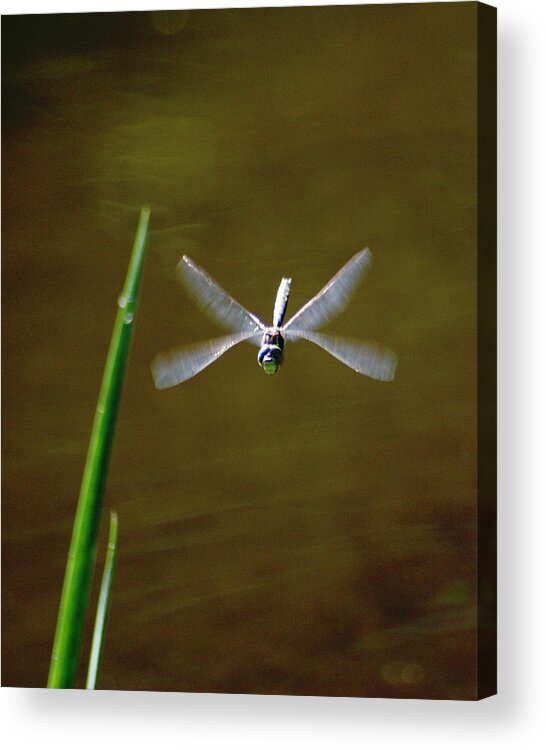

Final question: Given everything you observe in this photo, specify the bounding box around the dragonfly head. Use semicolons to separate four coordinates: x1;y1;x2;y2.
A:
258;330;285;375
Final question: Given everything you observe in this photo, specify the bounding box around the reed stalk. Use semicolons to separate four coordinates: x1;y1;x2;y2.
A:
47;206;150;688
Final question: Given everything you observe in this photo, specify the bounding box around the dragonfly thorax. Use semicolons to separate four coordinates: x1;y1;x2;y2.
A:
257;329;285;375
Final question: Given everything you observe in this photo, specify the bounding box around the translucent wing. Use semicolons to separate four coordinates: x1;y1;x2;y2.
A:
286;330;397;381
178;256;266;335
151;331;257;389
283;249;372;333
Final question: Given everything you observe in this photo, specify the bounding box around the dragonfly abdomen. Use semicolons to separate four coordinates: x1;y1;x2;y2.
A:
273;277;291;328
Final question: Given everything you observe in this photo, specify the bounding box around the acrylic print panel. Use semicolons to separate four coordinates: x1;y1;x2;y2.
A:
1;2;496;699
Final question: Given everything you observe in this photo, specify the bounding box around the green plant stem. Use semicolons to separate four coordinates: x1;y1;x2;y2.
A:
48;206;150;688
86;510;119;689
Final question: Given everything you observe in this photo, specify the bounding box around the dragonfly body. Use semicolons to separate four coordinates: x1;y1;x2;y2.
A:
152;250;397;388
257;276;291;375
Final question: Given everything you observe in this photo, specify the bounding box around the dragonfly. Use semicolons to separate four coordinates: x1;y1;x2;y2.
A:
151;248;397;388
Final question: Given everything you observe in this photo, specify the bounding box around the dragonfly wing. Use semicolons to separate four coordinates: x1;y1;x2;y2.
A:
283;249;372;332
152;331;257;389
178;256;266;335
287;330;397;381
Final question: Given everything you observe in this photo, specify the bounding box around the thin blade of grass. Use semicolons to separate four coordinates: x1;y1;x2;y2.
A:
85;510;119;690
48;206;150;688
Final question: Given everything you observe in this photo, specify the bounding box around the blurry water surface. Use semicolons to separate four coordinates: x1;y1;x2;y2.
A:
2;5;484;697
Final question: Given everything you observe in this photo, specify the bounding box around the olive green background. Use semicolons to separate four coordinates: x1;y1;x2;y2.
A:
2;3;489;698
